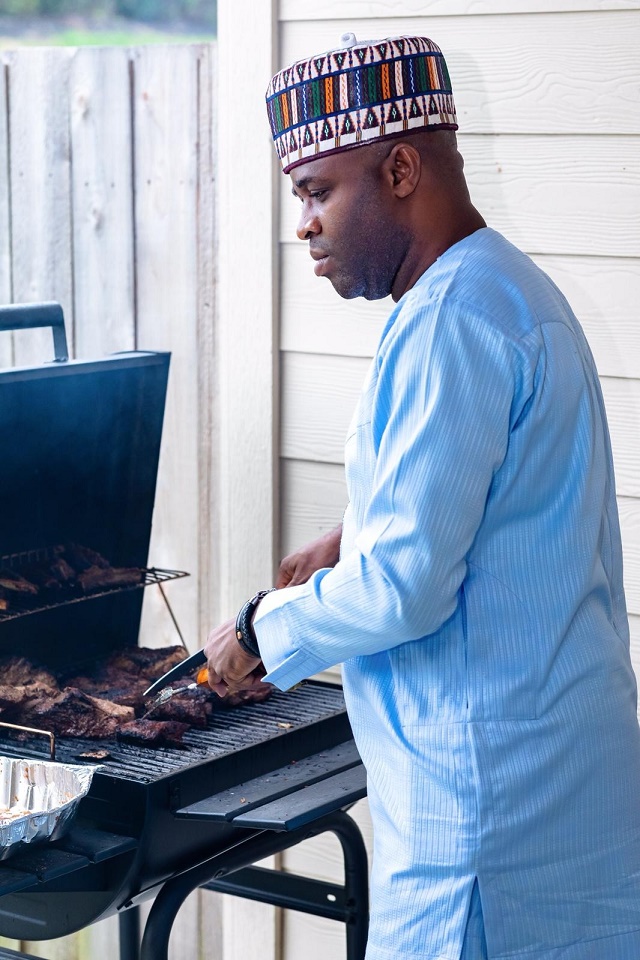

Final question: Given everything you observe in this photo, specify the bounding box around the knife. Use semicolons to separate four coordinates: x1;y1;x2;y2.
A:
143;648;208;698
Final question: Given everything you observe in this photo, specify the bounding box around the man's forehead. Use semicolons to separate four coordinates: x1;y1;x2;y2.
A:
289;150;361;192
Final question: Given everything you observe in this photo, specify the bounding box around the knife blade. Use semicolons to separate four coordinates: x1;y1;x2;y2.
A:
143;648;207;698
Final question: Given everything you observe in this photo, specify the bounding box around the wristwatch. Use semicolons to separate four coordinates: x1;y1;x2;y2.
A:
235;588;274;657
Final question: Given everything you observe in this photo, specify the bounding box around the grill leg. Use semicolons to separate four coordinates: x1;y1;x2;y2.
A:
140;812;369;960
118;906;140;960
324;811;369;960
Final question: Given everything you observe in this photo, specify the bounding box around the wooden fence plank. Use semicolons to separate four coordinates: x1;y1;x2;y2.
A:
281;11;640;135
279;134;640;259
4;47;75;366
77;915;120;960
193;43;224;959
133;44;202;659
70;46;135;357
281;242;640;380
280;0;640;20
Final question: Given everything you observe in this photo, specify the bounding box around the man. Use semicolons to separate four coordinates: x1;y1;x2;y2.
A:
205;34;640;959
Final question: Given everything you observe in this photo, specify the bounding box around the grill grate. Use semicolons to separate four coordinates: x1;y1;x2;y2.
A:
0;546;188;623
0;683;347;783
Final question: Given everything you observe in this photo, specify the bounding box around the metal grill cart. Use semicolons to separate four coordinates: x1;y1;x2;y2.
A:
0;305;369;960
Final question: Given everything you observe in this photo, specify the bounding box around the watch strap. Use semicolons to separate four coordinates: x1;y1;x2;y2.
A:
235;589;274;658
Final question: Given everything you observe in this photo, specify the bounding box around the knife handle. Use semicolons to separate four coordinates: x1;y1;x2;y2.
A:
195;666;209;686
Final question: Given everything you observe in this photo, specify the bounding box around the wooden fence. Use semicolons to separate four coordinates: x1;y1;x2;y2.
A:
0;41;224;960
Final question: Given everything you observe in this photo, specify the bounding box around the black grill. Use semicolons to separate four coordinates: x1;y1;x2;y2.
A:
0;304;368;960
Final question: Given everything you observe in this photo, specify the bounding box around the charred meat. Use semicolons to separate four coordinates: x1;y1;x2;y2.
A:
0;649;274;747
0;544;145;611
0;570;39;611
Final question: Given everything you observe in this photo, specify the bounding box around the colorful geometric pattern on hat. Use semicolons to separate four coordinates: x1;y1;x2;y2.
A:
266;34;458;173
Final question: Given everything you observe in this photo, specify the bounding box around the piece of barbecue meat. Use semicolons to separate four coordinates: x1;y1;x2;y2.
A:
24;688;134;739
146;689;212;728
0;570;39;611
78;565;143;594
20;557;76;592
219;684;275;708
102;645;187;680
118;719;191;748
0;657;59;691
58;543;110;572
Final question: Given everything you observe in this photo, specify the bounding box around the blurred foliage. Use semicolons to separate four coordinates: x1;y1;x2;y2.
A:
117;0;214;26
0;0;216;29
0;0;41;13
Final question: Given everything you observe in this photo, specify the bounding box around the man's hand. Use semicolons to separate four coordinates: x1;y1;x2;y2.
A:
204;617;264;698
276;524;343;588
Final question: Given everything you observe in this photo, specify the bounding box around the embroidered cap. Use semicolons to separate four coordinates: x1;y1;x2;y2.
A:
266;32;458;174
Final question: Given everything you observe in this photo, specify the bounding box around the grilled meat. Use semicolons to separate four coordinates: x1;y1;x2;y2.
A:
25;689;134;739
0;656;58;691
20;557;75;592
220;685;275;708
118;719;191;748
102;645;186;679
59;543;110;572
0;648;273;746
145;689;212;727
78;566;143;594
0;544;145;613
0;570;39;611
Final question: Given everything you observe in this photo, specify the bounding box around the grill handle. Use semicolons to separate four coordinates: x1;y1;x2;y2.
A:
0;302;69;362
0;720;56;760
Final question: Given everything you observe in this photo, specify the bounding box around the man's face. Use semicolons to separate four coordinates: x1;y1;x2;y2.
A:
290;149;408;300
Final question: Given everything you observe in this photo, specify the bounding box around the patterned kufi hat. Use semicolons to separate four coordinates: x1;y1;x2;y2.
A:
266;32;457;174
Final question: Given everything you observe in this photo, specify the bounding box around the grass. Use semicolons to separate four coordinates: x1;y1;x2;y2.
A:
0;14;214;47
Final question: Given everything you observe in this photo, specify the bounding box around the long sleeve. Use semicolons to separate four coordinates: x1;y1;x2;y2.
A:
255;290;535;690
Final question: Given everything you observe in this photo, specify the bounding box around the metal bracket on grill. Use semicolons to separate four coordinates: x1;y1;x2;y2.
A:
0;721;55;761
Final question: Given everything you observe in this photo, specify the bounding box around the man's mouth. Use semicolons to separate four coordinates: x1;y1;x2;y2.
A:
310;249;330;277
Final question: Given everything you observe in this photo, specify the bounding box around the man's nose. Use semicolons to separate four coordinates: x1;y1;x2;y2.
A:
296;206;320;241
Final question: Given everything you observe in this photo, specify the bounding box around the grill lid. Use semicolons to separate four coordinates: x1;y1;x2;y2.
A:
0;303;171;668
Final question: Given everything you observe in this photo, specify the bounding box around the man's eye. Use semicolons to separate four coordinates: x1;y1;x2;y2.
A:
310;190;326;200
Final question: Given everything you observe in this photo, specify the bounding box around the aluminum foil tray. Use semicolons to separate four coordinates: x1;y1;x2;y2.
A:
0;757;98;861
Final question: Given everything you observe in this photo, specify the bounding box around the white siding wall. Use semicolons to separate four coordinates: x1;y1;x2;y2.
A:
267;3;640;959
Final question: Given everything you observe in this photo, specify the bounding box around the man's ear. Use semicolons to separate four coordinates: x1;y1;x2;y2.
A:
384;142;421;198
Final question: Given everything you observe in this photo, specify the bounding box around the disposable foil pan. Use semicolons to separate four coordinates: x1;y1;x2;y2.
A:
0;757;98;861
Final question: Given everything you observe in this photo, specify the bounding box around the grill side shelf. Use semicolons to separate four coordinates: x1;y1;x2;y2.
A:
0;823;137;896
0;567;189;624
174;740;366;832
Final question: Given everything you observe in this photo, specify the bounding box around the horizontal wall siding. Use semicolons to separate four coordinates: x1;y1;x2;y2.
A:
281;243;640;379
281;11;640;134
281;1;640;19
280;134;640;257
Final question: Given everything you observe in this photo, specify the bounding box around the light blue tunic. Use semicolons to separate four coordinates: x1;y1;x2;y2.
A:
255;228;640;959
